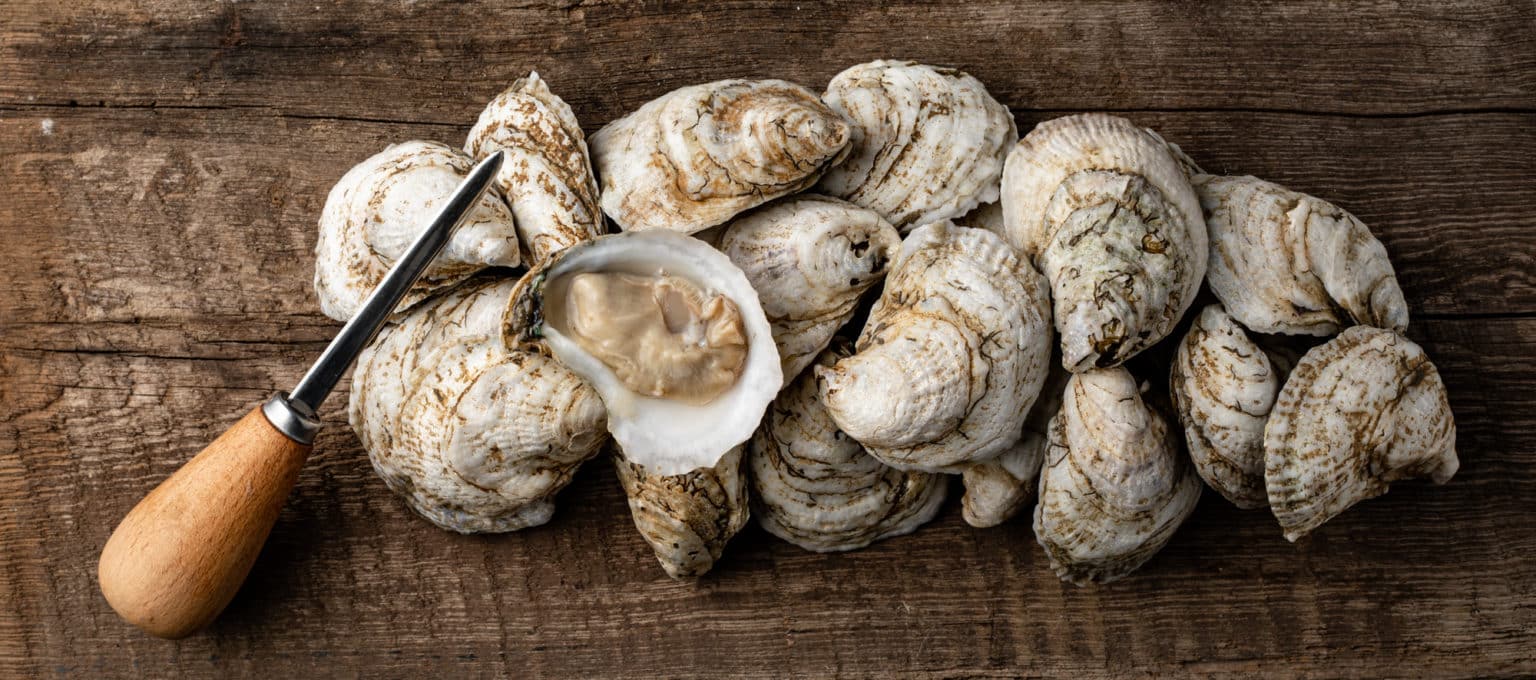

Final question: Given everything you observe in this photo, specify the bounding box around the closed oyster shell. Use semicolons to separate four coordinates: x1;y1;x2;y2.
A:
750;345;947;552
614;445;749;578
1034;367;1201;584
818;221;1052;472
1265;326;1457;541
350;278;607;533
465;72;604;267
960;361;1067;528
1198;174;1409;336
717;195;901;383
1001;114;1207;370
818;60;1018;232
1169;303;1281;509
590;79;851;234
314;141;521;322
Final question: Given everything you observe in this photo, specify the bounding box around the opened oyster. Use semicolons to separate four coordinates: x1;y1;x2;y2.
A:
1198;174;1409;336
508;230;782;476
1035;367;1201;584
1169;304;1285;509
818;221;1052;472
314;140;521;322
1265;326;1457;540
960;361;1067;528
589;79;851;234
750;344;947;552
614;445;749;578
466;72;604;267
818;60;1018;231
1001;114;1207;370
351;278;607;533
717;195;901;383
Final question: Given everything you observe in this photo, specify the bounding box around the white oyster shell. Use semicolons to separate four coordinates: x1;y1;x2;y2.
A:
350;278;606;533
1265;326;1457;541
509;231;782;476
590;79;851;234
1197;174;1410;336
1001;114;1207;371
818;60;1018;232
960;361;1067;528
750;345;947;552
465;72;604;267
1034;367;1202;584
314;140;521;322
614;445;749;578
818;221;1052;472
1169;304;1282;509
717;195;901;383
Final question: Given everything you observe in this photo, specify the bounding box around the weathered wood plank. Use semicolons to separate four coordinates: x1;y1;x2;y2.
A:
1;1;1533;120
0;317;1532;678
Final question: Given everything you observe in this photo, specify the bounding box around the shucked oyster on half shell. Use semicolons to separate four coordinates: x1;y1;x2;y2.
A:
314;140;522;322
508;230;783;477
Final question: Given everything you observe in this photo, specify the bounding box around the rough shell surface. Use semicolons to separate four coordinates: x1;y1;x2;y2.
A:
750;345;948;552
961;361;1067;528
818;221;1053;472
465;72;604;267
314;140;521;322
717;195;902;383
1001;114;1207;371
509;231;782;476
1198;174;1409;336
350;277;607;533
818;60;1018;232
1169;304;1280;509
1265;326;1457;541
614;446;749;578
589;79;851;234
1034;367;1202;584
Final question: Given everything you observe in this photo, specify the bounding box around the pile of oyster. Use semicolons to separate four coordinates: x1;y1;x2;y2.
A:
312;62;1457;583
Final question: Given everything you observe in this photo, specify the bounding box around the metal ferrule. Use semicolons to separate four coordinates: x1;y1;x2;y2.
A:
261;393;322;445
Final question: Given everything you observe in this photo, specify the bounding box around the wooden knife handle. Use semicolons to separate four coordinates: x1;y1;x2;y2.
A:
98;406;311;639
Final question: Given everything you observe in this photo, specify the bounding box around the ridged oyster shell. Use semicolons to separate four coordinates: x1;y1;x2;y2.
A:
1265;326;1457;541
1001;114;1207;370
509;231;782;476
614;445;749;578
590;79;851;234
717;195;901;383
1034;367;1201;584
960;361;1067;528
466;72;604;267
1198;174;1409;336
314;140;521;322
818;60;1018;232
818;221;1052;472
350;278;607;533
1169;303;1285;509
750;345;947;552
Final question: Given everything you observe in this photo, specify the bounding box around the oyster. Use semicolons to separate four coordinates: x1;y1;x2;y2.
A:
1197;174;1409;336
589;79;851;234
750;344;947;552
818;60;1018;232
350;278;607;533
1000;114;1207;370
509;231;782;476
716;195;901;383
1265;326;1457;541
1034;367;1202;584
466;72;604;267
1169;304;1284;509
614;445;749;578
314;140;521;322
818;221;1052;472
960;361;1067;528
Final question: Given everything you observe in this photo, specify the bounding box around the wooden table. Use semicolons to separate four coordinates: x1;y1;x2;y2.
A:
3;1;1533;677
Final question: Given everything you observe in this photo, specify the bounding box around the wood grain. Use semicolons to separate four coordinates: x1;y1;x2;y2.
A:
2;0;1533;677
